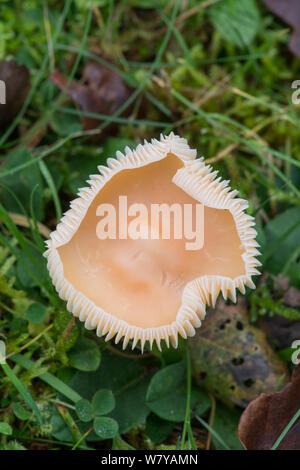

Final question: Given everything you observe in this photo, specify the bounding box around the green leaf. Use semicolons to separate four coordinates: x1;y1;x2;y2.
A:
75;399;93;423
10;353;82;404
102;138;136;158
26;302;46;324
264;207;300;275
0;422;12;436
286;263;300;289
145;414;174;444
146;360;205;422
209;0;260;48
212;403;243;450
13;402;31;420
67;154;101;195
16;258;37;288
93;417;118;439
15;244;48;290
69;350;150;434
68;338;101;372
0;147;44;220
254;222;266;254
50;408;72;442
52;110;82;136
92;389;115;416
195;392;212;417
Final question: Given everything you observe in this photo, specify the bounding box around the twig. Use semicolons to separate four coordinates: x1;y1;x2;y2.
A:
60;317;75;343
206;117;274;164
5;212;51;238
5;324;54;359
174;0;221;28
150;0;221;38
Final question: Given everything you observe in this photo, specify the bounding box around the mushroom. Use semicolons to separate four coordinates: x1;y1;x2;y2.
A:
44;133;260;351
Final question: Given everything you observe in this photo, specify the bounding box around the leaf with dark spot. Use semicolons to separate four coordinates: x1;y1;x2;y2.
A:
238;365;300;449
50;52;134;140
259;314;300;350
0;60;30;130
262;0;300;57
190;298;288;408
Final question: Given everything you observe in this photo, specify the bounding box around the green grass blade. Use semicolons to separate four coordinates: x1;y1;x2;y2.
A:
38;160;62;222
271;408;300;450
172;89;300;197
57;106;171;128
10;354;82;403
1;362;43;425
196;415;231;450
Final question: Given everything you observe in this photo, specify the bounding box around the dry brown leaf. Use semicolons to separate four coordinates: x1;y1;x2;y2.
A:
259;314;300;350
0;60;30;130
284;287;300;307
263;0;300;57
7;212;51;239
238;365;300;450
50;52;134;140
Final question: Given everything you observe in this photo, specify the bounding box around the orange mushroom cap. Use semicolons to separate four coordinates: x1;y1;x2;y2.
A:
44;133;261;351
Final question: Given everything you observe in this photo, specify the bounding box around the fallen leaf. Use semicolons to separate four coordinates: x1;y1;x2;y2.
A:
238;365;300;450
284;287;300;307
50;51;133;139
259;314;300;350
258;281;300;350
0;60;30;130
262;0;300;58
190;297;288;408
272;274;290;292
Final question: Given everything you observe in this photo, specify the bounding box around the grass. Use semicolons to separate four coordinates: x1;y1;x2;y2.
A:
271;408;300;450
0;0;300;451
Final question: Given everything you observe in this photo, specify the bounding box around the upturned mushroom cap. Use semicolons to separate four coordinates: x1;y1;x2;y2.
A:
44;133;261;351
